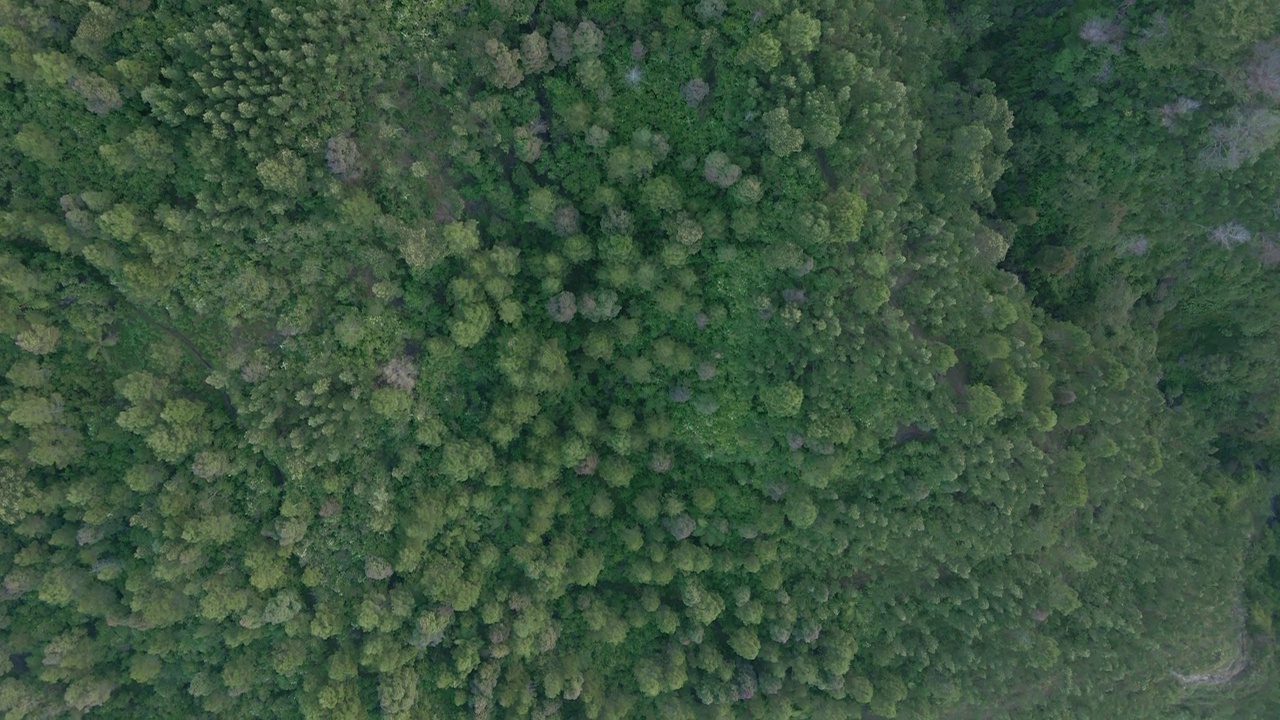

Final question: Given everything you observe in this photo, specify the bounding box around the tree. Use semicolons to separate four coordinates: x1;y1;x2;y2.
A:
763;108;804;157
736;33;782;73
1246;42;1280;98
760;382;803;418
257;150;306;195
378;668;419;718
801;90;842;149
704;152;742;188
0;0;1272;716
727;627;761;660
682;78;710;107
521;32;551;74
1192;0;1277;60
71;74;122;115
1198;108;1280;170
326;135;362;179
485;39;524;89
15;324;60;355
450;303;494;348
778;10;821;55
968;384;1004;425
572;21;604;58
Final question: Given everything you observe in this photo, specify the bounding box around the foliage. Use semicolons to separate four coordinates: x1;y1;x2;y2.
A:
0;0;1277;717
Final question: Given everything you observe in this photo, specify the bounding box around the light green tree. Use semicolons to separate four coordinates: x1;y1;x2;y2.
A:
763;108;805;156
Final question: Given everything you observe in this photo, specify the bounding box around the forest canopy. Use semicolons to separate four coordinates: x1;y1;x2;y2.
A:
2;0;1280;717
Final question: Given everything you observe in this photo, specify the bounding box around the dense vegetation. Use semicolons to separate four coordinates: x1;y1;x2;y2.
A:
2;0;1279;717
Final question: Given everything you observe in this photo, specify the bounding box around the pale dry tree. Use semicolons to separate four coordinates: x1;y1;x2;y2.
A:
574;452;598;476
1257;235;1280;266
553;204;579;236
381;356;417;391
1080;17;1124;51
1199;108;1280;170
1121;235;1150;256
325;134;361;179
1246;42;1280;99
681;78;710;108
697;361;717;381
663;513;696;540
364;555;394;580
648;450;673;473
1159;97;1201;128
546;291;576;323
72;74;123;115
1096;58;1115;82
1209;222;1252;248
600;205;633;235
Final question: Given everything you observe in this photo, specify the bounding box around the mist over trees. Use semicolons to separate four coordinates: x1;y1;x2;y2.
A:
2;0;1280;717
